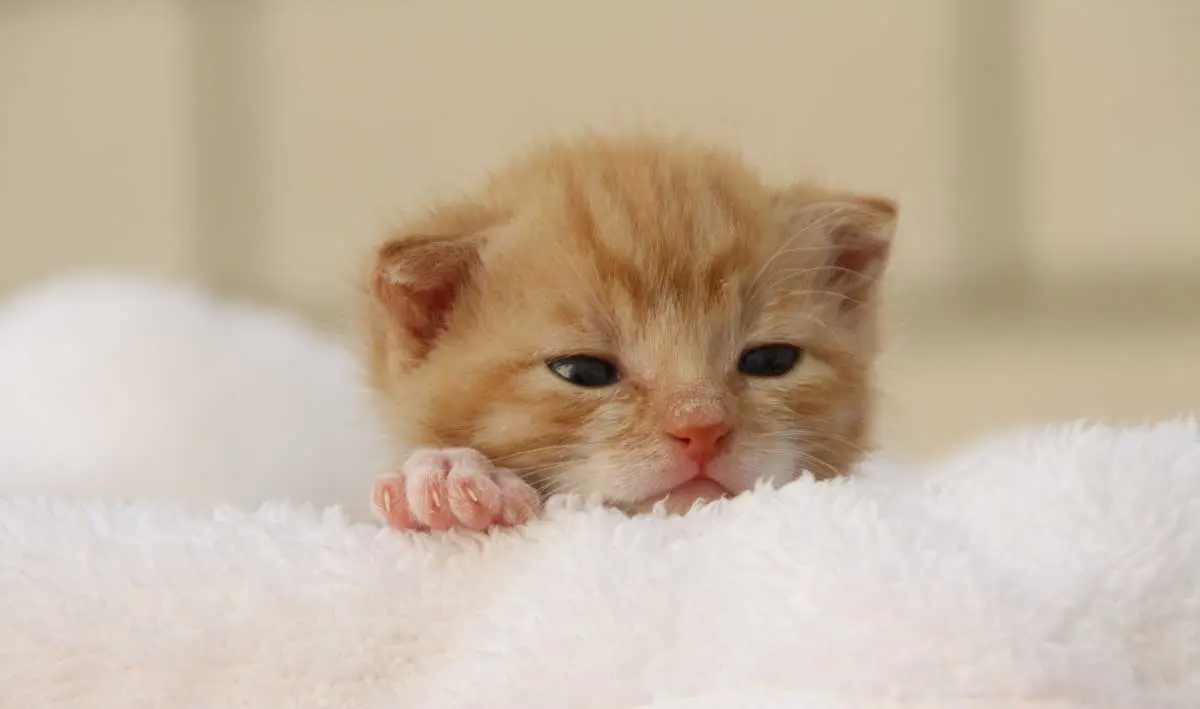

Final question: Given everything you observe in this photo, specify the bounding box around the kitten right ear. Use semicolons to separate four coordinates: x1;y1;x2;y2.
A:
775;186;898;312
371;231;487;360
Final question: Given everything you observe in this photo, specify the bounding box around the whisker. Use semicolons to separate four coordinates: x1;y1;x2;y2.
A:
746;207;850;301
489;443;588;464
747;214;838;296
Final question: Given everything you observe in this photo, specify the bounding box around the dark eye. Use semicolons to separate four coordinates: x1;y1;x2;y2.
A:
737;344;802;377
546;355;620;388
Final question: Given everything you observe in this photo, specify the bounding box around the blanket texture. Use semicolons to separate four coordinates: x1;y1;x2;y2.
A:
2;419;1198;709
1;274;1197;708
0;273;390;518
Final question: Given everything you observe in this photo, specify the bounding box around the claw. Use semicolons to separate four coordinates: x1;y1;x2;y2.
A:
378;448;541;532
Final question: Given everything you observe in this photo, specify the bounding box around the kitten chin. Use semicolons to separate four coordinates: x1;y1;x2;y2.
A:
364;133;897;508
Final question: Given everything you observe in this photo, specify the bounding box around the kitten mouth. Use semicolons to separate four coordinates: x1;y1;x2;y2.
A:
628;477;729;515
668;477;729;497
662;458;733;499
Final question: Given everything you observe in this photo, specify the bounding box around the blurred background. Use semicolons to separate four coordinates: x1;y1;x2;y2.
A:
2;0;1197;458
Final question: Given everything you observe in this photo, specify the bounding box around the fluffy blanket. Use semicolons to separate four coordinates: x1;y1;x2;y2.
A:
0;273;390;519
1;274;1197;708
2;419;1198;708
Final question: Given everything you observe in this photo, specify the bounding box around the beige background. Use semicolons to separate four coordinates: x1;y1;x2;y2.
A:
1;0;1197;457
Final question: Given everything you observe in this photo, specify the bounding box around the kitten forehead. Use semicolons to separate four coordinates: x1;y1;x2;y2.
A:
482;137;806;315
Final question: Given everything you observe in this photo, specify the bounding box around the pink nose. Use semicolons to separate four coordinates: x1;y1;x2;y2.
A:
665;421;731;464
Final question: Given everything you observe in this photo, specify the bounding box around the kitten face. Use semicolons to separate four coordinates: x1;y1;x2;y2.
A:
366;135;896;506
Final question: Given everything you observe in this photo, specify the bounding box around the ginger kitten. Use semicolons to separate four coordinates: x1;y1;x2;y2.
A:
365;134;897;531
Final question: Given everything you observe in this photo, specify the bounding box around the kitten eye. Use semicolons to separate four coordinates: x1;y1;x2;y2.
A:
546;355;620;388
738;344;802;377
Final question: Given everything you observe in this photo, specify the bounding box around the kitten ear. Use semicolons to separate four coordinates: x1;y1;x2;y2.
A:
371;231;487;360
778;188;898;310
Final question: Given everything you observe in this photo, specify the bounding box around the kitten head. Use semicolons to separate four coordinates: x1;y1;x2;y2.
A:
366;135;896;506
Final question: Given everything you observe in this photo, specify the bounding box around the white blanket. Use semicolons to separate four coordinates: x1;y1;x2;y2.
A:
1;275;1197;708
2;419;1198;708
0;273;390;518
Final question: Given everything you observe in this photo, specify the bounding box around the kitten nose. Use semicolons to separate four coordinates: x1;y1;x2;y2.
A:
665;421;731;464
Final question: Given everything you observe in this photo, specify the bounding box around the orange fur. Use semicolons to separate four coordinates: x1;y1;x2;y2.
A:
365;134;897;507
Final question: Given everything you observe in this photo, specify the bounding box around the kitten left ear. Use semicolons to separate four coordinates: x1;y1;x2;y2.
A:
778;189;898;310
371;232;487;361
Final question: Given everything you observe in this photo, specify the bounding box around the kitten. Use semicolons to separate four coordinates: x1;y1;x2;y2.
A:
364;134;897;531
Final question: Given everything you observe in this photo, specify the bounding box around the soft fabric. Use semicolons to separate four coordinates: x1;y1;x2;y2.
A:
0;272;390;519
2;419;1197;708
1;273;1196;707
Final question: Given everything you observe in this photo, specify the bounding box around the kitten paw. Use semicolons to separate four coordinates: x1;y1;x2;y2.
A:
372;448;541;532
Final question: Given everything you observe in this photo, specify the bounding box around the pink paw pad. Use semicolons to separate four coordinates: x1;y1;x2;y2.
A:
372;448;540;532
